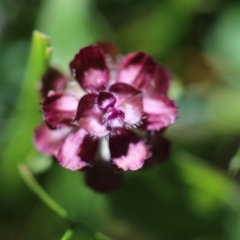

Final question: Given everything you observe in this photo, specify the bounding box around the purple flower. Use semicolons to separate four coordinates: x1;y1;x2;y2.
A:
34;43;177;192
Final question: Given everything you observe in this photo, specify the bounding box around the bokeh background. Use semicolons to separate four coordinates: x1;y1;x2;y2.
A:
1;0;240;239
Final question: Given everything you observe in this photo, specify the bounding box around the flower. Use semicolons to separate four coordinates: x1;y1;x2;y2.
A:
34;42;177;192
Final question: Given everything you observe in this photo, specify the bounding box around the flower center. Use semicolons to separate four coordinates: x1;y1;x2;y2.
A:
97;91;116;111
103;108;125;130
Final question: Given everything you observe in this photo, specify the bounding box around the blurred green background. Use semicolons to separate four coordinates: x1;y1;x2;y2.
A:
1;0;240;239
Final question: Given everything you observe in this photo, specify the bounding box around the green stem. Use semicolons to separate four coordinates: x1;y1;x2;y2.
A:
18;163;113;240
61;228;74;240
18;163;68;221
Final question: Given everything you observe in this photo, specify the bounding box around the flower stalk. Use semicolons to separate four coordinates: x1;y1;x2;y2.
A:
18;163;113;240
61;229;74;240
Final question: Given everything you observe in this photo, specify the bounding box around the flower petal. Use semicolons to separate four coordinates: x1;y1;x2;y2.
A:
110;83;143;126
75;93;109;137
57;129;99;171
109;129;151;171
152;65;171;95
117;52;170;95
40;67;67;98
34;124;71;156
97;41;118;60
144;135;170;168
42;93;79;128
70;45;109;91
85;161;122;193
143;96;177;131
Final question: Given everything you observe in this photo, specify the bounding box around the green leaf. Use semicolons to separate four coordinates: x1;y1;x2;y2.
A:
18;163;114;240
1;31;50;196
18;163;69;221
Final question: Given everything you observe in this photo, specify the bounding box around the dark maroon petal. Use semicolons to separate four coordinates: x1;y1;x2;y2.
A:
152;65;171;95
109;129;151;171
40;67;67;98
85;161;122;193
75;93;109;137
42;93;79;128
57;129;99;171
117;52;170;95
34;124;71;156
97;91;116;111
144;135;170;168
97;42;118;60
143;96;177;131
110;83;143;126
70;45;109;91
